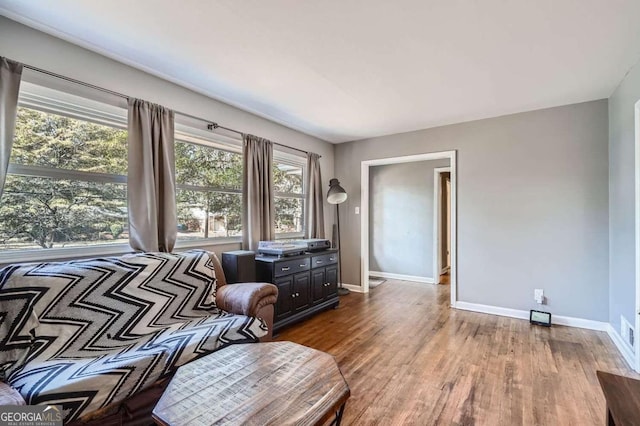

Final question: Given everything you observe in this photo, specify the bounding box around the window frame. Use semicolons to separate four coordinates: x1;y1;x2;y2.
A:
273;155;306;239
173;127;308;245
0;79;131;263
173;127;244;247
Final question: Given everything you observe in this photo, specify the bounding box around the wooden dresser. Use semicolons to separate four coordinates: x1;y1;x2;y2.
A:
256;249;339;332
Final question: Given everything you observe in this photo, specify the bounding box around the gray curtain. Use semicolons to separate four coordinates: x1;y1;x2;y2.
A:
127;98;177;252
242;134;274;250
0;57;23;199
304;152;325;239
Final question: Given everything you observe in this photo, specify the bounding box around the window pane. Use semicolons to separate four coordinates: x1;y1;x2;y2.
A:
12;107;127;175
0;175;128;251
175;141;242;189
274;162;303;194
275;197;303;234
177;190;242;239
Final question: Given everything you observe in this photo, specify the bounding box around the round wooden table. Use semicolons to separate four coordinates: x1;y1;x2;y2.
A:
152;341;350;426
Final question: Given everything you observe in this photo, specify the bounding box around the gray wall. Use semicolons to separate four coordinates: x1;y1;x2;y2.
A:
609;61;640;336
369;159;449;278
0;16;335;258
335;100;609;321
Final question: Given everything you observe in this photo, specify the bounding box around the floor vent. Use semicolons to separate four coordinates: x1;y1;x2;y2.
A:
621;316;635;349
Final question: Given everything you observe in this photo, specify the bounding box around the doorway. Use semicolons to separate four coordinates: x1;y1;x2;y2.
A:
434;167;451;285
361;150;457;307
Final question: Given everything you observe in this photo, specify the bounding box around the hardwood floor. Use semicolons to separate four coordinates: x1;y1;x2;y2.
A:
276;279;637;425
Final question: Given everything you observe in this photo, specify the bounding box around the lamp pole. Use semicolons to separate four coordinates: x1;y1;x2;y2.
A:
327;178;349;296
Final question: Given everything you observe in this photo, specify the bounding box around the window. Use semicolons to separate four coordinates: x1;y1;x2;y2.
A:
273;157;305;237
175;127;307;243
0;83;128;254
0;74;309;259
175;131;243;242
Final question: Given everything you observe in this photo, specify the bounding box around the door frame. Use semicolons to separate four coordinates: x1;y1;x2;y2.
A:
434;166;451;283
361;150;458;307
634;100;640;372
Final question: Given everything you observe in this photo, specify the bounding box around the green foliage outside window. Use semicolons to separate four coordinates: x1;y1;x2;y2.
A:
175;141;243;239
0;108;127;251
273;162;304;233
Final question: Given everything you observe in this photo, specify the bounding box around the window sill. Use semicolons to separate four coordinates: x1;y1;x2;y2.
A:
0;236;305;265
275;233;305;240
0;237;245;266
0;243;134;265
174;237;242;249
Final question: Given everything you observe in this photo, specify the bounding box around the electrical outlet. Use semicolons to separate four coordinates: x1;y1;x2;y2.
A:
534;289;544;304
355;207;360;215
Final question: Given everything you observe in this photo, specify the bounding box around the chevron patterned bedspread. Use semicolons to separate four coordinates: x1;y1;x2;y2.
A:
0;250;267;422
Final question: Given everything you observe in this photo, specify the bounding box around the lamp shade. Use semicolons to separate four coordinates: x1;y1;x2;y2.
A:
327;178;348;204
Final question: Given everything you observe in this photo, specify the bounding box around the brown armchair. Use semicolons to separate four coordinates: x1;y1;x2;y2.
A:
210;251;278;341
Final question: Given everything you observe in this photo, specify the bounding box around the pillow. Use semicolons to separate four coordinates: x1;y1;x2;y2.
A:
117;250;219;313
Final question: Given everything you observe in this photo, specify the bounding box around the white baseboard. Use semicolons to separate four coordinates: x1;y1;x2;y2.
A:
455;301;528;320
341;283;365;293
369;270;434;284
606;325;636;370
454;301;609;331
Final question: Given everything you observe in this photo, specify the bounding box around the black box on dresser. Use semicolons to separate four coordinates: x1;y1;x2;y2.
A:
221;250;257;284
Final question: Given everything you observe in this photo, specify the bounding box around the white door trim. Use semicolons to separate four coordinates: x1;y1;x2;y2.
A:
634;100;640;372
361;150;458;307
433;166;451;284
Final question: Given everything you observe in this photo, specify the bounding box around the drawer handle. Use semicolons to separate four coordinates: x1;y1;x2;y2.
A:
300;264;306;267
316;260;323;264
281;267;290;271
291;294;296;298
329;257;335;261
296;292;300;296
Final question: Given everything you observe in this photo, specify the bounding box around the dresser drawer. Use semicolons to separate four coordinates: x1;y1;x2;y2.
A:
311;252;338;268
274;257;311;277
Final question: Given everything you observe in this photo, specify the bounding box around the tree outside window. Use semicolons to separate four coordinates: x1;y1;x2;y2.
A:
273;161;304;235
175;140;243;239
0;107;127;251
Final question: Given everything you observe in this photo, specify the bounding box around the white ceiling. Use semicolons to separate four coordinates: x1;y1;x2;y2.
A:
2;0;640;143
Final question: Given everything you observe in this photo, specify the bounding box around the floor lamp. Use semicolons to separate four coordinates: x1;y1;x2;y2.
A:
327;178;350;296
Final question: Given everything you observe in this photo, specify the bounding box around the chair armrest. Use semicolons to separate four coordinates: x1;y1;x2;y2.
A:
216;283;278;318
0;381;26;405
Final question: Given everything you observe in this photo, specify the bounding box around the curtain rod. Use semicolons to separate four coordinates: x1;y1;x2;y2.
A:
24;64;129;99
22;63;315;158
202;120;312;157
